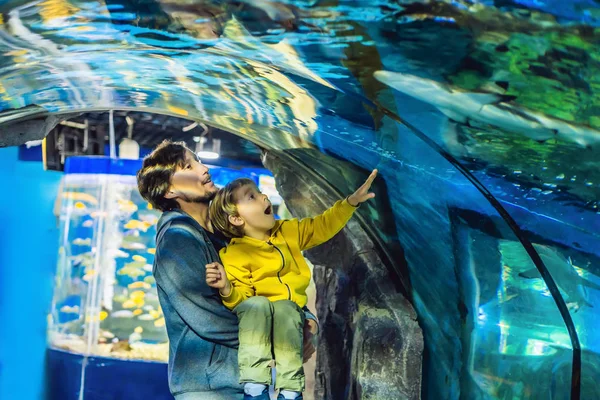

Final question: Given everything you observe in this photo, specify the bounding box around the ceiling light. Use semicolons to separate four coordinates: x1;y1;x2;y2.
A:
197;151;219;160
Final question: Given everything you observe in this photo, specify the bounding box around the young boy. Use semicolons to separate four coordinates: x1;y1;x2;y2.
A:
206;170;378;400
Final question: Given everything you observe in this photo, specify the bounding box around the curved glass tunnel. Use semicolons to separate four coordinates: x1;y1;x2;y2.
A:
0;0;599;399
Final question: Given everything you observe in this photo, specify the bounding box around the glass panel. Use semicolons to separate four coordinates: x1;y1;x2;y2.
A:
49;173;167;362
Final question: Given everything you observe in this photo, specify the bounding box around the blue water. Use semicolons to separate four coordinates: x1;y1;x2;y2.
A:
0;0;599;399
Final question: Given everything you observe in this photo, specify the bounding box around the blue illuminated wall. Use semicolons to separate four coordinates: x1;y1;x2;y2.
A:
0;146;62;400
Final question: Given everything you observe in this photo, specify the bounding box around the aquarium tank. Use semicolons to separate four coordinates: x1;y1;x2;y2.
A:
48;156;168;362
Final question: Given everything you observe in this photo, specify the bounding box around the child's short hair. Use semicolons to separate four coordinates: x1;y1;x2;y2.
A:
210;178;256;238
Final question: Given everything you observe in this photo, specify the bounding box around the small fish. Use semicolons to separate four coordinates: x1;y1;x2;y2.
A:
122;300;136;309
133;309;143;316
143;264;153;272
128;281;151;290
101;330;115;339
130;290;146;300
74;202;86;210
117;265;146;279
90;211;108;218
118;199;138;213
134;326;144;334
121;241;147;251
72;238;92;246
138;214;159;225
82;220;94;228
138;314;156;321
112;310;134;318
143;305;155;311
82;270;97;282
132;255;147;263
144;276;156;285
99;311;108;321
124;261;146;269
62;192;98;205
70;253;94;269
154;317;166;327
147;248;156;255
124;220;148;231
149;310;161;319
112;249;130;258
60;305;79;314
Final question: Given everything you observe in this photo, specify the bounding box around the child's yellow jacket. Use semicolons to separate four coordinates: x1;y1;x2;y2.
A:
219;199;357;309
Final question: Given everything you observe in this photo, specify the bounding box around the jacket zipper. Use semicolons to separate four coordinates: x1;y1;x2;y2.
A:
268;241;291;301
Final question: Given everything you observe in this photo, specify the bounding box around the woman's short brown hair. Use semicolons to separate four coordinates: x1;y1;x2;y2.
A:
136;140;191;211
209;178;256;238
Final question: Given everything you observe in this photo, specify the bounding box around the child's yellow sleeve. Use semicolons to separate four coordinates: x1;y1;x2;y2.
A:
219;248;255;310
297;198;357;251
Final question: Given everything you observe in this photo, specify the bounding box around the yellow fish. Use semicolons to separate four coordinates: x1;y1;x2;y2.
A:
154;317;166;327
124;220;153;231
124;261;146;269
82;270;97;282
132;255;147;263
99;311;108;321
144;276;156;285
122;300;136;309
130;291;146;300
74;202;86;210
133;298;145;307
147;248;156;255
118;199;138;213
128;281;151;290
62;192;99;205
134;326;144;334
117;266;146;279
133;309;143;316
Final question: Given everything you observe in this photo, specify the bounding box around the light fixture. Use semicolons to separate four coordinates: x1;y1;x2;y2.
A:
197;150;220;160
194;135;220;160
119;114;140;160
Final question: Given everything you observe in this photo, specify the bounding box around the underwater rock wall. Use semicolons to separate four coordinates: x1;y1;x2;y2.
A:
263;150;423;400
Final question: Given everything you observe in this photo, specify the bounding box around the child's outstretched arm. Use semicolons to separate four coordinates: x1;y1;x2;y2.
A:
206;261;254;309
297;169;378;250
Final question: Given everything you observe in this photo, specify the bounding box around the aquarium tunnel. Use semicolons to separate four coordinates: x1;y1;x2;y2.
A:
0;0;599;399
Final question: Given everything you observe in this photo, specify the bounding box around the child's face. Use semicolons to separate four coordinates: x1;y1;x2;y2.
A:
233;184;276;235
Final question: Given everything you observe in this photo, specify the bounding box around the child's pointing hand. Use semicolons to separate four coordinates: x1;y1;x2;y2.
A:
348;169;378;207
